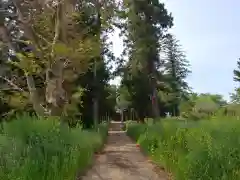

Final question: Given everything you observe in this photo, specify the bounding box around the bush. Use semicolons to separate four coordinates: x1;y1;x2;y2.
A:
122;120;136;131
127;119;240;180
181;111;210;121
0;114;108;180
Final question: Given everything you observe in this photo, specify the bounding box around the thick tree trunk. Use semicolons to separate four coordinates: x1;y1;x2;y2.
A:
151;85;160;119
26;75;47;115
45;2;68;117
143;10;161;123
138;111;145;124
45;59;66;116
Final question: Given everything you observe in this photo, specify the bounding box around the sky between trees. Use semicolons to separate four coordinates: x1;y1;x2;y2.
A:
110;0;240;101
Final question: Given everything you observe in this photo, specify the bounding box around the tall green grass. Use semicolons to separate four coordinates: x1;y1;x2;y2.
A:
0;115;108;180
127;119;240;180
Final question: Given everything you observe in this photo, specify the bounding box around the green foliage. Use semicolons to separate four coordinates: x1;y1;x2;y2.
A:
233;58;240;82
116;86;131;111
0;114;108;180
179;93;228;120
0;0;118;127
230;88;240;103
127;119;240;180
162;33;191;116
182;111;209;121
118;0;174;119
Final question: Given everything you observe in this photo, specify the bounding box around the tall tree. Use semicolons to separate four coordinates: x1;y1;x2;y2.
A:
73;0;117;127
0;0;104;118
119;0;173;122
162;33;191;116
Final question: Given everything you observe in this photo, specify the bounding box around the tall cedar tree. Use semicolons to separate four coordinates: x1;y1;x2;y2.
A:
119;0;173;122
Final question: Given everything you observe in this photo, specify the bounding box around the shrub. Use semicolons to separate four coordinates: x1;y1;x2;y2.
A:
0;114;108;180
181;111;210;121
127;119;240;180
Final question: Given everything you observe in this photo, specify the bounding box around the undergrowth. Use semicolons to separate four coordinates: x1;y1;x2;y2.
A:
0;114;108;180
127;118;240;180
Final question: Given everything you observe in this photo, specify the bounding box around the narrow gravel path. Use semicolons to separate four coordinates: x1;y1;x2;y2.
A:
81;121;169;180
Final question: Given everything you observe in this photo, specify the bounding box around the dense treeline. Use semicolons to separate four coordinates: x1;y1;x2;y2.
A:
0;2;111;179
0;0;117;128
113;0;240;122
114;0;192;122
1;0;240;179
1;0;240;126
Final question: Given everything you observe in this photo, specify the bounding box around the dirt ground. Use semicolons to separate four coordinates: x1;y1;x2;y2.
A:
80;121;169;180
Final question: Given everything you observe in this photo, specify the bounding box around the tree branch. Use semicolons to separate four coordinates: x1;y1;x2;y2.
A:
0;76;24;92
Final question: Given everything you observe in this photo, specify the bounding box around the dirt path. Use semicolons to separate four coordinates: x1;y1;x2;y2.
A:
81;121;169;180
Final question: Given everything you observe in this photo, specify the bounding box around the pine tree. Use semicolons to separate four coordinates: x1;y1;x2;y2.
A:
162;33;191;116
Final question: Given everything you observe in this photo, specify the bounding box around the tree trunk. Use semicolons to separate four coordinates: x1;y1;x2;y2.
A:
45;2;68;117
45;60;66;116
26;75;47;115
151;79;160;121
93;0;102;128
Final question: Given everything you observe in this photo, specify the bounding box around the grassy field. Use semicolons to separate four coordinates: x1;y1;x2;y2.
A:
0;115;108;180
127;118;240;180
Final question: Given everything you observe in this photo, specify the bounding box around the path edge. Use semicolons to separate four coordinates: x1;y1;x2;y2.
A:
76;128;109;180
126;131;172;180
